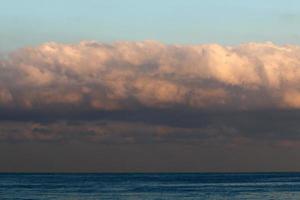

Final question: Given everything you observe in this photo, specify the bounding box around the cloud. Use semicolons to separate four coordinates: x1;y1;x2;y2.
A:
0;120;216;143
2;109;300;146
1;41;300;112
1;41;300;143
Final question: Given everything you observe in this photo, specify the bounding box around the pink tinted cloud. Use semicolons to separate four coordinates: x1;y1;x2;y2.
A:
1;41;300;111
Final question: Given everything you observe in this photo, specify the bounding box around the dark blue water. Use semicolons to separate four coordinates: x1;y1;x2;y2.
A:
0;173;300;199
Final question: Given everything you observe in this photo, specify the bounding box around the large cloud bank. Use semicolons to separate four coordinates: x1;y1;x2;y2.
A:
1;41;300;111
2;41;300;144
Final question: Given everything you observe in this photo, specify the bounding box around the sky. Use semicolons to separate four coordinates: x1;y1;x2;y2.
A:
1;0;300;51
1;0;300;172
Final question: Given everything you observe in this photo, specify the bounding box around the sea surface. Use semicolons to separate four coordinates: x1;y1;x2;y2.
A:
0;173;300;199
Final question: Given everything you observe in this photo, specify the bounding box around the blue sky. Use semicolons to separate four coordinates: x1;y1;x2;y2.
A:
1;0;300;51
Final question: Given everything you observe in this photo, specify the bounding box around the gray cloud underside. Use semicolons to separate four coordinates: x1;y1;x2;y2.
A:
1;41;300;143
1;109;300;146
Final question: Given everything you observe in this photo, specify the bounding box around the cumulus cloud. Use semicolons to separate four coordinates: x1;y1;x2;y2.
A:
1;41;300;143
1;41;300;112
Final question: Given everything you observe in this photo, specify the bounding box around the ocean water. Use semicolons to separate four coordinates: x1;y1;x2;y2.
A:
0;173;300;199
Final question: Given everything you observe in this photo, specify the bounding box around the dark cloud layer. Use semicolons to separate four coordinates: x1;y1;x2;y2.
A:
1;110;300;146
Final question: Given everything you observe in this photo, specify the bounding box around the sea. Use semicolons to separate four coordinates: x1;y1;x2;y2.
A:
0;173;299;199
